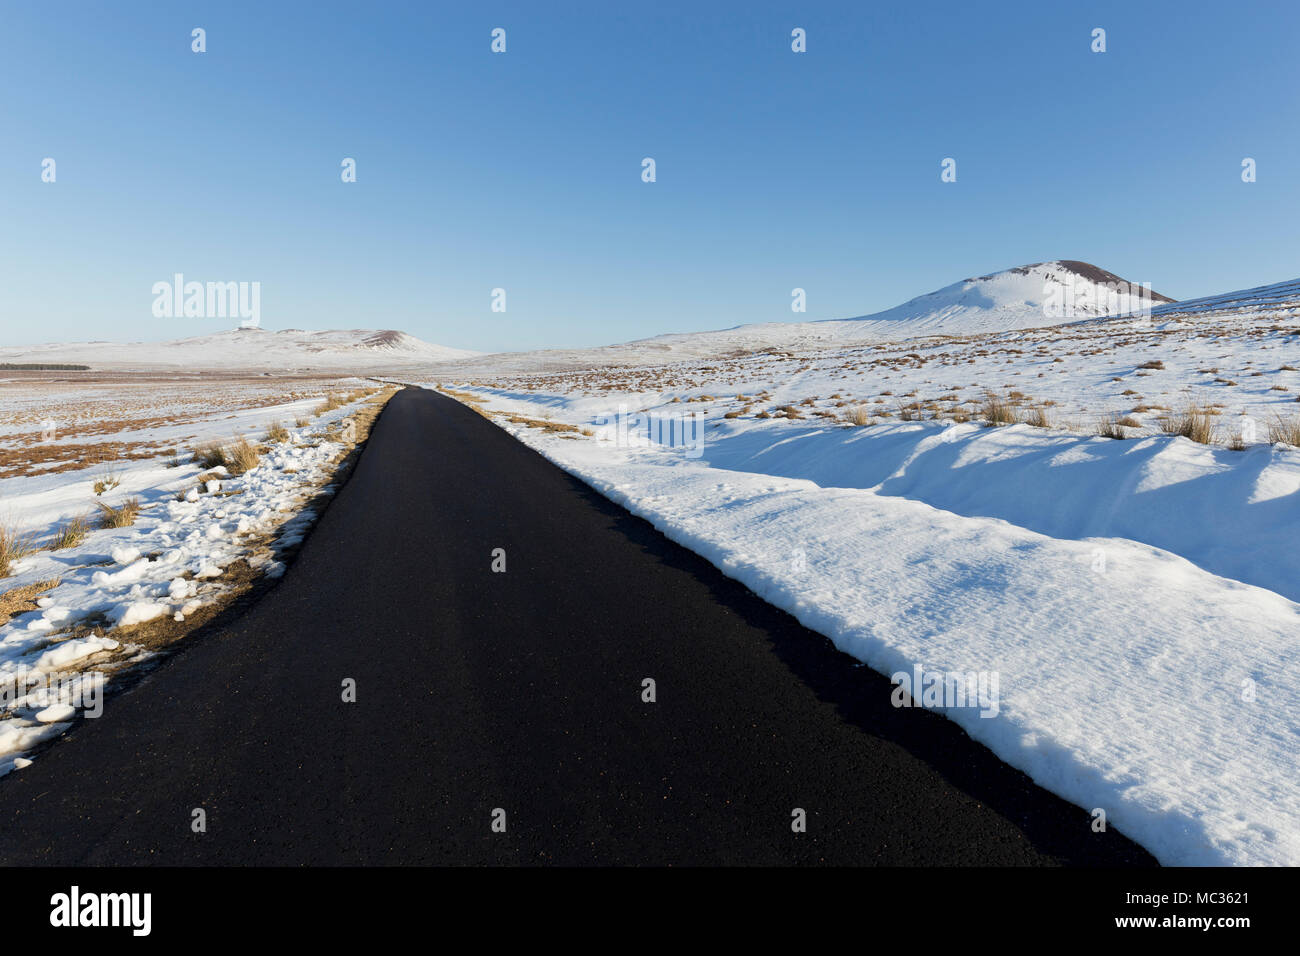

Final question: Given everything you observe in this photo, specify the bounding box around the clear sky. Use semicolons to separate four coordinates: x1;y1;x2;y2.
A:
2;0;1297;353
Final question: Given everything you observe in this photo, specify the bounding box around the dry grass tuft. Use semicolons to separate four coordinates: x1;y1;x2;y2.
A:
981;392;1017;426
1160;406;1217;445
193;444;228;469
1268;415;1300;446
95;498;141;529
92;469;121;496
0;524;38;577
263;421;290;443
48;514;91;550
1096;417;1127;439
194;436;261;474
225;438;261;475
1020;406;1050;428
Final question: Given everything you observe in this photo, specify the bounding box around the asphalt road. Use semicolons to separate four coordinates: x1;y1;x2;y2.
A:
0;387;1154;865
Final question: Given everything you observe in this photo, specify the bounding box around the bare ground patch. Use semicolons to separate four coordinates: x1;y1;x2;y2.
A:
0;578;60;627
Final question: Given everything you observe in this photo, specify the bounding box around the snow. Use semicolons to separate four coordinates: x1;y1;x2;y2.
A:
31;636;120;672
421;261;1182;375
611;417;1300;604
115;602;169;628
0;327;477;372
34;703;77;724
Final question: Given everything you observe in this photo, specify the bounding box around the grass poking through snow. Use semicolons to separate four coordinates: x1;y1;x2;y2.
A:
981;392;1017;426
48;515;91;550
225;438;260;475
0;525;37;577
92;469;121;496
1268;415;1300;446
192;444;227;469
95;498;141;529
1160;406;1217;445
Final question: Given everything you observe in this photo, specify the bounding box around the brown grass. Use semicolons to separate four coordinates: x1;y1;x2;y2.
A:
263;421;290;443
192;444;228;469
92;468;121;496
318;393;347;413
48;514;91;550
0;525;37;577
226;438;261;475
193;437;260;474
1160;406;1216;445
314;390;371;416
1096;416;1130;440
981;392;1016;426
1268;415;1300;446
0;578;59;626
95;497;141;529
503;414;579;433
1020;406;1050;428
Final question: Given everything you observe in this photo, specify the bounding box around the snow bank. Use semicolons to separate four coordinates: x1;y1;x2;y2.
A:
656;417;1300;605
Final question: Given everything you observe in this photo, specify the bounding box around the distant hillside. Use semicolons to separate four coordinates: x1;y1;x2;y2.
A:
435;260;1177;375
0;328;479;372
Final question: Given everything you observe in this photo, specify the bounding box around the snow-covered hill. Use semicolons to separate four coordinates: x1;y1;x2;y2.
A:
0;328;478;372
805;259;1170;338
1147;275;1300;321
444;261;1174;375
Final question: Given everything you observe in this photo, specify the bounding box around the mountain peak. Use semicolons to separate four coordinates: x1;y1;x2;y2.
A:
964;261;1174;303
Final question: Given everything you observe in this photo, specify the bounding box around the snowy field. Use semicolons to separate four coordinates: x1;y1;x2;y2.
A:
0;373;385;774
423;285;1300;866
0;326;477;373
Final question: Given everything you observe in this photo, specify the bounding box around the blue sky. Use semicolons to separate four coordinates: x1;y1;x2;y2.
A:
2;0;1297;353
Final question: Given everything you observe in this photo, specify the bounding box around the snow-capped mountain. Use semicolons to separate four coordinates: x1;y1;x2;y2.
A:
835;260;1173;337
439;261;1176;374
0;328;478;372
665;259;1172;347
